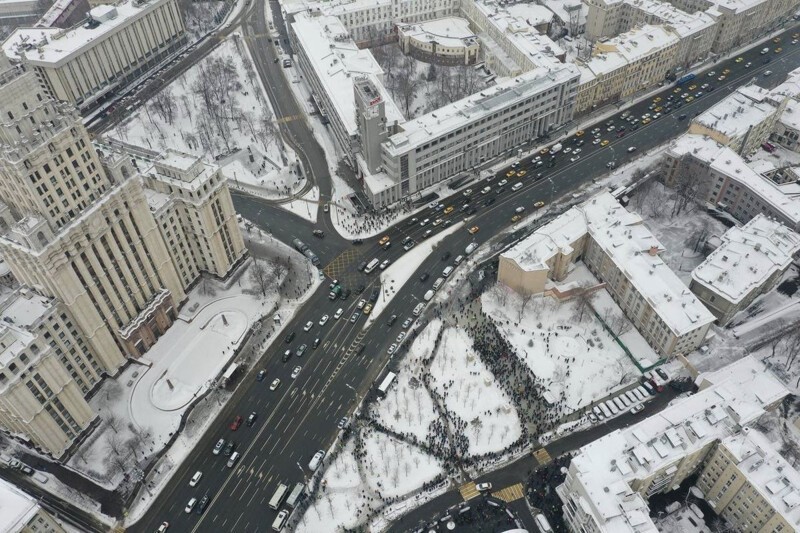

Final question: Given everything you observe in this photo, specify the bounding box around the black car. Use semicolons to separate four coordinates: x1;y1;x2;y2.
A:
370;288;380;302
224;441;235;456
441;251;451;261
313;337;320;349
282;349;291;362
466;208;477;216
408;218;418;227
387;314;398;326
197;495;210;514
340;288;351;300
284;332;295;343
483;198;495;206
419;272;430;282
246;412;257;426
655;368;669;381
382;242;391;251
358;261;368;271
312;229;324;238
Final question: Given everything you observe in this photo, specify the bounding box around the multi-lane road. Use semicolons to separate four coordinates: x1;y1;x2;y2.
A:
128;21;800;533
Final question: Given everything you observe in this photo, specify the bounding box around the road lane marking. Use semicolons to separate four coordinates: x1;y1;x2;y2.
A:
459;481;480;501
493;483;525;503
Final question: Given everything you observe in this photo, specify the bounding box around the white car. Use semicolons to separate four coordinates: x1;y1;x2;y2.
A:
380;259;391;270
573;148;582;155
630;404;645;414
570;156;580;162
270;378;281;391
563;146;572;153
396;332;406;343
593;138;601;145
497;179;508;187
357;299;366;310
318;314;329;326
303;321;313;332
627;146;637;153
189;471;202;487
185;498;197;514
334;308;344;319
420;218;430;226
476;482;492;492
387;343;398;355
462;188;472;197
291;366;302;379
212;438;225;455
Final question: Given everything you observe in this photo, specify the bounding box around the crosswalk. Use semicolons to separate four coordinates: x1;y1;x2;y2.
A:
532;447;552;465
493;482;525;503
459;481;480;501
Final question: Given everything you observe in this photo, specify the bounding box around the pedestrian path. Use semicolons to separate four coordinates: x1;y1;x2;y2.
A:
532;448;552;465
493;483;525;503
458;481;480;501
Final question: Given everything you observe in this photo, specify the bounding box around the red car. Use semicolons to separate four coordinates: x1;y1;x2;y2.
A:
230;415;243;431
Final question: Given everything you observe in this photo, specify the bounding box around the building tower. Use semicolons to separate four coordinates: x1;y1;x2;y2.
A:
354;77;389;173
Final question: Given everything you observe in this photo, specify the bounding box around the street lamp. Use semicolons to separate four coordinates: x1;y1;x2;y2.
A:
296;461;309;487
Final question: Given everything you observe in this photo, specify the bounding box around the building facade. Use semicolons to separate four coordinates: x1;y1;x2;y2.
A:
0;476;65;532
3;0;187;111
0;289;99;457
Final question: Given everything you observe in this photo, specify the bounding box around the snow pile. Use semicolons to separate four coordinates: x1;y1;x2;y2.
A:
482;284;639;412
429;327;522;456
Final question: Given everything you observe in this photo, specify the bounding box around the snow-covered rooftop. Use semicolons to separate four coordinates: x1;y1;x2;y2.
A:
564;356;788;533
779;99;800;132
291;12;405;138
385;63;578;153
691;85;779;141
146;150;221;192
583;25;678;78
502;191;714;336
3;0;171;66
397;17;476;48
692;215;800;304
0;477;40;531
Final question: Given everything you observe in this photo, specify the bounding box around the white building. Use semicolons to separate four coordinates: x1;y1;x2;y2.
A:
0;476;65;532
498;191;714;357
3;0;187;111
689;215;800;326
558;355;789;533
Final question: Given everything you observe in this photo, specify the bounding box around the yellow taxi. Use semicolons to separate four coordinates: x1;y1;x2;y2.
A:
642;118;651;125
673;87;682;94
378;235;390;246
506;170;515;177
363;303;373;315
688;84;697;91
722;68;731;75
793;33;799;39
775;47;783;54
575;130;585;137
534;201;545;208
735;57;744;63
518;170;527;177
685;96;695;102
600;139;610;146
774;37;781;43
654;107;663;113
540;148;549;155
468;226;480;235
653;97;661;103
511;215;522;222
443;206;454;215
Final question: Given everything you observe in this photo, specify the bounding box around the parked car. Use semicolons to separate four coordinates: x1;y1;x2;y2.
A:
630;404;645;414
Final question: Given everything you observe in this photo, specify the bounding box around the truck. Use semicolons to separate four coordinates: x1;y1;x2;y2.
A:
303;249;320;266
550;142;563;154
675;72;696;86
292;238;309;253
328;284;342;300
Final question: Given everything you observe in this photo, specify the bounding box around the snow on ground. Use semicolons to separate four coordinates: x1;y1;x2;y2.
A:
429;327;522;456
367;222;464;326
370;321;442;441
482;283;639;413
591;286;661;368
106;34;302;200
361;429;443;498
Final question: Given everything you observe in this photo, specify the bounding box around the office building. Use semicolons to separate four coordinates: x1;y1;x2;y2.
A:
0;476;65;532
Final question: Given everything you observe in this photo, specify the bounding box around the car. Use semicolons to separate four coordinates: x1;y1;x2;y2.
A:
256;369;267;382
312;229;324;238
575;130;585;137
334;308;344;319
775;47;783;54
420;218;430;226
735;56;743;63
270;378;281;391
468;226;480;234
284;332;295;344
350;312;359;323
292;366;302;378
601;139;610;146
483;198;495;207
402;318;413;329
230;415;243;431
654;107;662;113
378;235;390;246
655;368;669;381
687;84;697;91
387;343;398;355
592;138;602;145
534;201;545;208
313;337;321;349
185;498;197;514
213;438;225;455
642;118;651;124
396;332;406;343
380;259;391;269
432;219;442;226
419;272;430;282
444;206;454;214
652;97;661;103
616;132;625;138
157;522;169;533
573;148;582;154
540;148;549;155
387;314;398;326
363;303;373;314
352;238;363;245
337;417;349;429
685;96;694;102
476;482;492;492
407;218;418;227
296;344;307;357
246;412;257;427
627;146;637;153
515;206;525;213
357;299;366;310
320;314;332;327
223;441;235;456
774;37;781;43
381;241;391;251
630;404;645;414
196;495;210;515
506;170;515;177
303;320;313;332
717;75;726;81
570;156;580;162
462;188;473;197
745;62;751;68
673;87;682;93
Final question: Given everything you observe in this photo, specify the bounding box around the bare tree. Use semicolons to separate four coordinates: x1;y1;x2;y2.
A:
669;156;703;218
519;292;533;322
603;308;632;337
150;87;176;125
573;283;597;322
249;259;272;296
394;56;420;117
106;413;123;434
272;258;289;292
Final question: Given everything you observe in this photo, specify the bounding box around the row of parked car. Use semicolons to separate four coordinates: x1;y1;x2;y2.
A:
589;369;670;422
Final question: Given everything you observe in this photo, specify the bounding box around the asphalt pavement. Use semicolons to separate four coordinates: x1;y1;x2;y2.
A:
130;24;800;533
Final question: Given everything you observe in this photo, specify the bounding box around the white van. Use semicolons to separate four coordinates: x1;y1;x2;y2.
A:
465;243;478;255
433;277;445;290
227;452;240;468
454;255;464;265
413;303;425;316
424;290;435;301
189;471;203;487
512;182;523;192
309;450;326;471
442;266;454;277
272;509;289;531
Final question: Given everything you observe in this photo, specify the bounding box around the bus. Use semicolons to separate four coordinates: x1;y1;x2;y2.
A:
376;371;397;397
675;72;695;86
269;483;289;510
286;482;305;508
363;258;380;274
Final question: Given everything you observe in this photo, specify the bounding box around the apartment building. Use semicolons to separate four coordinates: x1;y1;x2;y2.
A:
665;134;800;231
142;150;246;287
772;99;800;153
690;216;800;326
576;25;679;114
557;356;789;533
2;0;187;111
689;85;786;156
0;476;65;532
396;18;479;66
0;289;99;457
499;191;713;357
